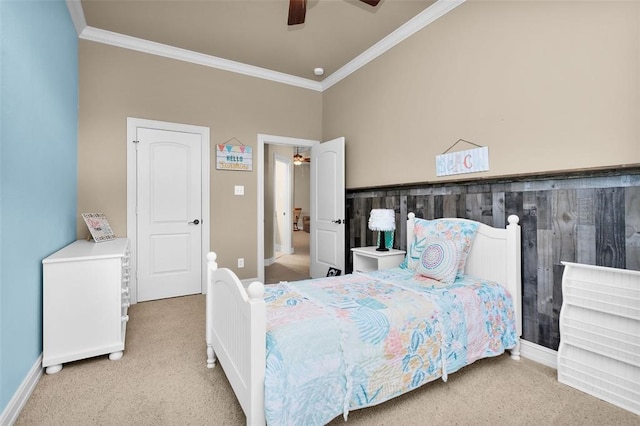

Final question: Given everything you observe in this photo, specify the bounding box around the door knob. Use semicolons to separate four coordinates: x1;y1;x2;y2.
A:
332;219;342;224
189;219;200;225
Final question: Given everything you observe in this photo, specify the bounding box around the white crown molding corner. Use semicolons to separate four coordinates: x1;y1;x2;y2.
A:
520;339;558;370
0;354;43;426
67;0;462;91
65;0;87;36
79;27;323;92
321;0;466;91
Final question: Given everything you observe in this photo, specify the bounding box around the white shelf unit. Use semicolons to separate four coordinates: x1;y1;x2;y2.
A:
557;261;640;416
42;238;131;374
351;246;406;273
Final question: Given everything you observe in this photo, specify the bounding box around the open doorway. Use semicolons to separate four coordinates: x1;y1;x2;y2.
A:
265;146;311;284
258;135;319;283
264;145;312;284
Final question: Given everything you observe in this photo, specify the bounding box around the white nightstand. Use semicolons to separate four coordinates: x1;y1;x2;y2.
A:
351;247;406;273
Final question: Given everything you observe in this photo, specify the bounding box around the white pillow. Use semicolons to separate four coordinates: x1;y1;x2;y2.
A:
415;237;459;284
404;218;479;279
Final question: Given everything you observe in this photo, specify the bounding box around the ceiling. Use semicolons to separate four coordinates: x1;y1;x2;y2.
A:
79;0;439;84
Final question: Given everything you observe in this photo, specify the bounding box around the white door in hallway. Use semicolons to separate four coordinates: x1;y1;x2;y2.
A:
135;126;203;302
274;154;293;255
310;137;345;278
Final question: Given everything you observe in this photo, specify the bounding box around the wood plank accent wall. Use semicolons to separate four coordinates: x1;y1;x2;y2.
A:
346;169;640;351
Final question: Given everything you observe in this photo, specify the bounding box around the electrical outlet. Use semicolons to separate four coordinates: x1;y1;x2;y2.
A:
238;258;244;268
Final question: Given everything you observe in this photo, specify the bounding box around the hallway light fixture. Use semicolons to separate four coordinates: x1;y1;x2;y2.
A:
293;147;303;166
368;209;395;251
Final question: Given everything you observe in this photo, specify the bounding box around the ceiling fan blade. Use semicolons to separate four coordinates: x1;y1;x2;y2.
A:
288;0;307;25
359;0;381;6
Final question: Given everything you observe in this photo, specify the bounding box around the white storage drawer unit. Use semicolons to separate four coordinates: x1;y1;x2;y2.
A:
42;238;131;374
557;261;640;416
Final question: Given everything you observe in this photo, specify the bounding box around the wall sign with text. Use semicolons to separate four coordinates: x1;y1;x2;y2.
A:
435;146;489;177
216;144;253;171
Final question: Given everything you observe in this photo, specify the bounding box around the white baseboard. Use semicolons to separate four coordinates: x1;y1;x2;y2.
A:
264;257;275;267
520;339;557;369
274;245;294;255
0;354;43;426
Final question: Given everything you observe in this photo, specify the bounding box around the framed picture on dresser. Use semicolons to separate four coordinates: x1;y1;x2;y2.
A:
82;213;116;242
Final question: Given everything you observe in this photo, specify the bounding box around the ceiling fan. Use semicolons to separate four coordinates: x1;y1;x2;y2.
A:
288;0;381;25
293;148;311;165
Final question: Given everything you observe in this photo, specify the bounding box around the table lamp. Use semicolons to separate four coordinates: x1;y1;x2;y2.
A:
368;209;395;251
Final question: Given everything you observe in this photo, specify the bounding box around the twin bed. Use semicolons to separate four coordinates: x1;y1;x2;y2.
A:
206;213;522;425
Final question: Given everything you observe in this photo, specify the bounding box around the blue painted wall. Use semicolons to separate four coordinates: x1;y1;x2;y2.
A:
1;0;77;412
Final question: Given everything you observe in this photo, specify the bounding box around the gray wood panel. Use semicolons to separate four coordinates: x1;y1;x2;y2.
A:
521;193;539;344
626;187;640;270
552;189;577;265
551;263;564;349
576;188;596;264
595;188;626;268
492;192;506;228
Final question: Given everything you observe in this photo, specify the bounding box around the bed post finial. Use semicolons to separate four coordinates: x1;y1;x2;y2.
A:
408;212;415;220
507;215;519;225
206;252;218;270
247;281;265;300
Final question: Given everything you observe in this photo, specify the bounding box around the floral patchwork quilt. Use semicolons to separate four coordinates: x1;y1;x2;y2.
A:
263;268;517;425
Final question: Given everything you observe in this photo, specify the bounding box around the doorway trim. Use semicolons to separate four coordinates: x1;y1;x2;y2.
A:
257;134;318;284
127;117;211;304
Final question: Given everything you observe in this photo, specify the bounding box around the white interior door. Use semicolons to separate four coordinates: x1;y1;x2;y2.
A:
310;137;345;278
274;155;292;255
136;127;203;301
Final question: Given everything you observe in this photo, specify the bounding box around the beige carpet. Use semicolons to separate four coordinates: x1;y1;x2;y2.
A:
265;230;310;284
17;294;639;426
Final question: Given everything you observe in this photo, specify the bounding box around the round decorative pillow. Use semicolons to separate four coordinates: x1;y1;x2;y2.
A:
415;237;459;284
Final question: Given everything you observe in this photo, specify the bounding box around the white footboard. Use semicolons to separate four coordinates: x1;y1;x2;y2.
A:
206;253;266;426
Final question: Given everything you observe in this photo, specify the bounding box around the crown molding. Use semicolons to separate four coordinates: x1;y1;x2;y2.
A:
65;0;86;36
321;0;466;91
79;27;323;92
68;0;462;92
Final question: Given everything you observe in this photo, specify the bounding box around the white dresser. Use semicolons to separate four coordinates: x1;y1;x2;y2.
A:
42;238;131;374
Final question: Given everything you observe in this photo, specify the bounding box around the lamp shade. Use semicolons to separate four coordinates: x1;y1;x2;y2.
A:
368;209;396;232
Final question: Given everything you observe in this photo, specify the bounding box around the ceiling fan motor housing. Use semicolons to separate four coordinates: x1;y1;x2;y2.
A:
288;0;380;26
